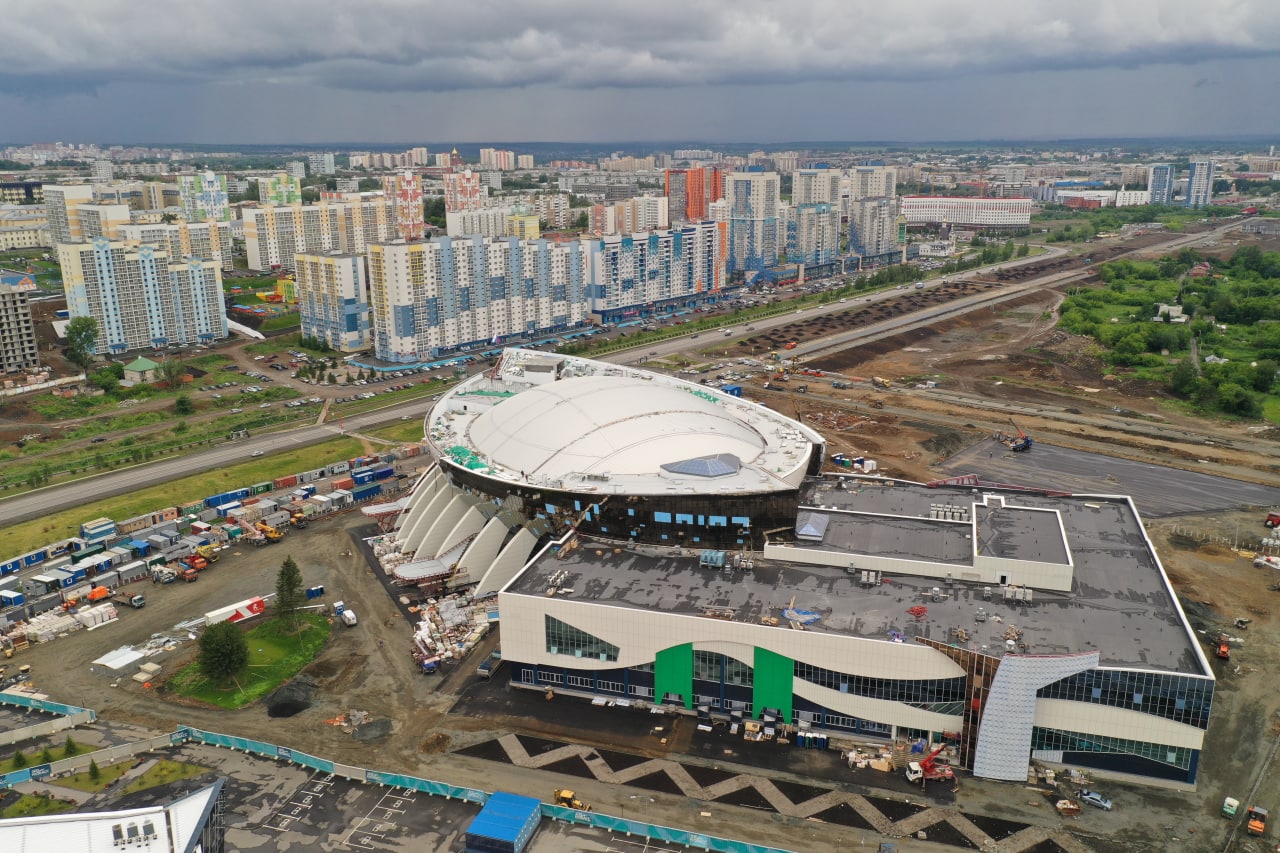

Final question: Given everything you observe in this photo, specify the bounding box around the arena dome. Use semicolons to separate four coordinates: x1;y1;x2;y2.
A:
465;375;767;481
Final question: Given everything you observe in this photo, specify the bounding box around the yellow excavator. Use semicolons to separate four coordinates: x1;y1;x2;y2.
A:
554;789;592;811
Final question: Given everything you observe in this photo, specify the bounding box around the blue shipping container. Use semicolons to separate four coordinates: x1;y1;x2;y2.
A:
372;466;395;481
0;590;25;608
352;471;375;485
465;791;541;853
351;483;382;500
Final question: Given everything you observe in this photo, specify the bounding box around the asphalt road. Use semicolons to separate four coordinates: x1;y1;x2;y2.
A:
0;398;436;526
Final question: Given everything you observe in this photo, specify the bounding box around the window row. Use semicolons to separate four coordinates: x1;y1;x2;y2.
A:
1036;670;1213;729
794;662;966;706
693;650;754;687
1031;726;1193;771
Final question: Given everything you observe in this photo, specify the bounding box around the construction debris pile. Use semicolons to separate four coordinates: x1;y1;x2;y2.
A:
326;709;372;732
411;592;490;671
804;409;877;432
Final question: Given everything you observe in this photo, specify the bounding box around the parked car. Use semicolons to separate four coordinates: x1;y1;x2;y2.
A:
1078;790;1112;811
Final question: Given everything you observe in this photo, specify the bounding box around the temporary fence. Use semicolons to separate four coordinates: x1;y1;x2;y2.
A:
0;694;95;748
1;722;793;853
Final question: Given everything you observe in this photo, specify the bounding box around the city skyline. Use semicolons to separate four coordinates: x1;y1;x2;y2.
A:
1;1;1277;144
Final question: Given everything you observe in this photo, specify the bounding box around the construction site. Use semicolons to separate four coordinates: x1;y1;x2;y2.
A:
3;225;1280;852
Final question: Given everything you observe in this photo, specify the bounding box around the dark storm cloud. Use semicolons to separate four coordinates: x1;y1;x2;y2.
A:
4;0;1278;95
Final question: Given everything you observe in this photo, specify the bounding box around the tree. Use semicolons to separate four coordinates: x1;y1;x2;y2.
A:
88;759;101;781
174;394;195;415
10;749;27;770
66;316;99;370
158;358;186;387
198;621;249;681
40;746;53;764
62;736;79;758
275;555;304;625
1167;361;1199;397
573;211;589;230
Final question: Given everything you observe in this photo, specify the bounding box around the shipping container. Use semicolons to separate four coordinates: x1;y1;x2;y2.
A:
0;590;25;609
314;478;334;495
158;506;180;522
180;501;205;516
274;475;299;490
352;470;375;486
373;466;395;481
464;792;541;853
329;489;354;508
117;560;150;584
351;483;382;501
261;511;291;529
217;502;242;519
332;477;355;491
327;460;351;476
117;515;151;534
250;481;272;495
1;558;21;577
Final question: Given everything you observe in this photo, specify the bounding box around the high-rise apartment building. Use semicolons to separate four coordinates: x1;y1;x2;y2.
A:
664;167;722;222
479;149;517;171
531;194;570;230
381;171;426;241
242;196;399;270
258;173;304;206
177;171;230;223
443;169;488;212
119;221;233;271
90;160;114;182
0;271;40;373
848;197;901;259
792;169;842;206
724;171;780;273
445;206;513;239
584;221;727;318
285;161;307;179
849;166;897;201
1185;160;1214;209
59;238;227;353
588;195;670;236
516;154;534;170
367;238;589;360
786;202;841;267
294;252;371;352
507;208;541;240
43;184;96;245
1148;164;1175;206
307;152;336;176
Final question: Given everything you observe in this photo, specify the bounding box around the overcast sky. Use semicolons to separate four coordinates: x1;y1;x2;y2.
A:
1;0;1277;146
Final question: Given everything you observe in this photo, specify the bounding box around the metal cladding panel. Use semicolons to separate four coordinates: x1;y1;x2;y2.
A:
655;643;694;710
753;647;794;723
972;652;1099;781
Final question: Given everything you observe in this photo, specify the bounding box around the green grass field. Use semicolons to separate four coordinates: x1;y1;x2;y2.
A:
119;759;210;795
364;420;427;444
0;436;365;554
168;614;331;709
55;759;133;792
1;794;76;818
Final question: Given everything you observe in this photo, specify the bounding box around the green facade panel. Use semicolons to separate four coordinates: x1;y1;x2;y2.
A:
655;643;693;709
752;647;793;722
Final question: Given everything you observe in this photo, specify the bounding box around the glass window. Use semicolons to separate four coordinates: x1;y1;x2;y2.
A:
1032;726;1192;770
1037;671;1212;729
654;511;672;523
544;615;619;662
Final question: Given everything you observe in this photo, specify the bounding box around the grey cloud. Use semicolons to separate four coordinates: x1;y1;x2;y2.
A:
3;0;1280;95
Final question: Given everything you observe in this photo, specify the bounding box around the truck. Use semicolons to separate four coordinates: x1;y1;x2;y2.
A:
334;601;357;626
116;593;146;609
195;545;220;562
182;555;209;572
1247;805;1269;836
179;566;199;583
477;651;504;679
872;376;892;389
1266;512;1280;529
255;522;284;542
904;745;956;789
152;568;176;584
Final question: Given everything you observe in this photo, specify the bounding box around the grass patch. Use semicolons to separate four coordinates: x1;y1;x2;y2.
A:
1;794;77;818
260;313;301;332
119;759;210;795
364;420;427;444
169;613;332;709
1264;396;1280;425
0;436;364;554
56;759;132;792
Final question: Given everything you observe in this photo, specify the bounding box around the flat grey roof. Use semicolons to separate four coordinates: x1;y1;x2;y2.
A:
508;478;1205;675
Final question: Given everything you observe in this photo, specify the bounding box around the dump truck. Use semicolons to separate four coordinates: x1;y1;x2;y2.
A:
115;593;146;609
1247;805;1269;836
554;789;592;811
182;554;209;572
179;566;199;582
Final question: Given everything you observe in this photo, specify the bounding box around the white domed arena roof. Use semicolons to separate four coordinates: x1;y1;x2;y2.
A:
467;375;765;480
